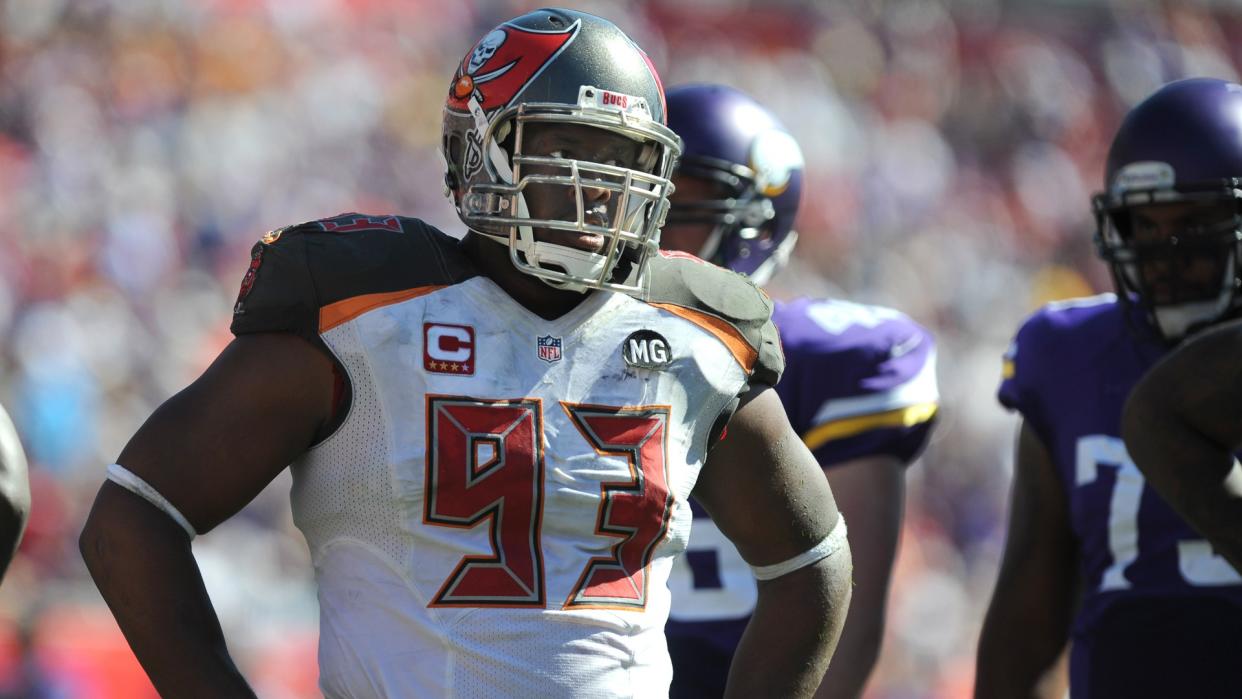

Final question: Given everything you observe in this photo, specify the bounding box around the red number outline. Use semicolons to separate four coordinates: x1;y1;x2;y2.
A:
424;396;546;607
561;402;675;610
424;398;675;611
318;213;402;232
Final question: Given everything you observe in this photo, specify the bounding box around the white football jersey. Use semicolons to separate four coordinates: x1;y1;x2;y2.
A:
230;216;783;698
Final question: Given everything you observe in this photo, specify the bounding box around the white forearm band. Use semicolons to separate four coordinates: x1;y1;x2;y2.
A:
750;516;847;581
106;463;197;539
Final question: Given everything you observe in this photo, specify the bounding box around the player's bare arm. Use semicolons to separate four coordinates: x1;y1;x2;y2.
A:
693;386;853;699
975;421;1076;699
1123;317;1242;572
79;332;335;698
0;403;30;583
814;454;903;699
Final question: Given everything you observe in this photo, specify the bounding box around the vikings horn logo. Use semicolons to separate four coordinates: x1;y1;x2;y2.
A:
448;20;581;113
749;129;804;196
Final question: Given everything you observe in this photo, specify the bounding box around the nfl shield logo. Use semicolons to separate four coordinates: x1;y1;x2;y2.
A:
537;335;563;363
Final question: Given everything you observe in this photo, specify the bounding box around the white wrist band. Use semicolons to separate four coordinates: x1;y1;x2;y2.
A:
750;516;847;581
106;463;197;539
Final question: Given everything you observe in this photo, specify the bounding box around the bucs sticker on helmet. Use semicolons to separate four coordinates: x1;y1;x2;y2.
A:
447;20;581;113
578;86;652;121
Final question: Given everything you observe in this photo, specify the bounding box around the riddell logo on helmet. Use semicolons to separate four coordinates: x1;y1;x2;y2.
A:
447;21;581;113
750;129;804;197
1112;161;1176;194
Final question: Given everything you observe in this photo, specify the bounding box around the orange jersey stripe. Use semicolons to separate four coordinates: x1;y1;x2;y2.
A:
320;286;445;333
649;302;758;373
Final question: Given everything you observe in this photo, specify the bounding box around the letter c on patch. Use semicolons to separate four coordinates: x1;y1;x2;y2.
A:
428;325;472;362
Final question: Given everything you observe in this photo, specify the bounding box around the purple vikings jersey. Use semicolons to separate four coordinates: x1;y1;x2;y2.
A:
665;298;938;697
999;294;1242;699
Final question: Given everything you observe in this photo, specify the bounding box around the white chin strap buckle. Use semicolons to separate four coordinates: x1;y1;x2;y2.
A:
525;241;610;291
510;192;613;290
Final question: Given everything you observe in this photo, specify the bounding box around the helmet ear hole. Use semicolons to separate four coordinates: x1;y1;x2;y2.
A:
445;134;460;166
446;134;464;171
443;133;466;200
1110;210;1133;240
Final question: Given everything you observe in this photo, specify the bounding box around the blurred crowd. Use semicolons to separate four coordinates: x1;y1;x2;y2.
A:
0;0;1237;696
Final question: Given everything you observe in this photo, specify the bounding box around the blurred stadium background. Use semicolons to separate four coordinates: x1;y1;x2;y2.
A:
0;0;1235;696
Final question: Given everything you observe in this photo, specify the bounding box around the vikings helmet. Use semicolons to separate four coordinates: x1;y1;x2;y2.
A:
440;8;681;294
664;84;804;285
1093;77;1242;342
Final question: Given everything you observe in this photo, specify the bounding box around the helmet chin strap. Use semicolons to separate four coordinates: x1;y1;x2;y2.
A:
525;244;610;291
749;230;799;287
1153;295;1234;340
509;192;609;292
1144;255;1239;341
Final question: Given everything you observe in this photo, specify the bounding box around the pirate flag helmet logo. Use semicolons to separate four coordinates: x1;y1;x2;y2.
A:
447;24;578;113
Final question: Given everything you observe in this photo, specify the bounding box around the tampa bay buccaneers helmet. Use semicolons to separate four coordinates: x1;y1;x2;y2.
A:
663;84;804;285
440;8;681;294
1094;77;1242;342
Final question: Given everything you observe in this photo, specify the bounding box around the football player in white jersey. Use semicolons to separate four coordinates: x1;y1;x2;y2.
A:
79;9;852;698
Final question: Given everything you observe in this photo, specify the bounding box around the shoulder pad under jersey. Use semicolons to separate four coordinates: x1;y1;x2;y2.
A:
998;293;1120;435
230;213;477;342
774;298;939;462
642;251;783;387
